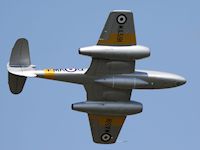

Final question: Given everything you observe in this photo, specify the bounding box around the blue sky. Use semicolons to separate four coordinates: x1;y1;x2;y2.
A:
0;0;199;149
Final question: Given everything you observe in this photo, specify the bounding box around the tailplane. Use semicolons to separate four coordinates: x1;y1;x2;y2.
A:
9;38;31;67
8;73;27;94
8;38;35;94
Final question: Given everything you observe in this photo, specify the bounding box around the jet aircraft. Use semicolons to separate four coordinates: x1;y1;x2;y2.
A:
7;10;186;144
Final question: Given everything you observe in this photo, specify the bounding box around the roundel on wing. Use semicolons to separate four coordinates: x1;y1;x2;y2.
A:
101;133;112;142
117;14;127;24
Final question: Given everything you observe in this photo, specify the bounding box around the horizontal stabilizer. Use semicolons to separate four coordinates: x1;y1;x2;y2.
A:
9;38;31;67
8;72;26;94
8;38;34;94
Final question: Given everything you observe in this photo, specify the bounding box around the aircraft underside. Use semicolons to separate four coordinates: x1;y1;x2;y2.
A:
7;10;186;144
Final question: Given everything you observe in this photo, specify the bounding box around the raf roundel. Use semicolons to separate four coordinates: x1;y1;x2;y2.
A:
66;68;76;72
117;14;127;24
101;133;112;142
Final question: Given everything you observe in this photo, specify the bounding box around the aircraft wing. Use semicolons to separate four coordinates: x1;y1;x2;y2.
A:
88;114;126;144
84;10;137;144
97;10;136;46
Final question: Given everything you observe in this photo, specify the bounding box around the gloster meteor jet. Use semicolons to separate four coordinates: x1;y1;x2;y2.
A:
7;10;186;144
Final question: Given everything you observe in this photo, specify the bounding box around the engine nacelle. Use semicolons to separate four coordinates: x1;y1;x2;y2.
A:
79;45;150;61
72;101;143;116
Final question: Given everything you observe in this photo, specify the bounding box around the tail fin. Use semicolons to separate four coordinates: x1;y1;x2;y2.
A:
8;38;34;94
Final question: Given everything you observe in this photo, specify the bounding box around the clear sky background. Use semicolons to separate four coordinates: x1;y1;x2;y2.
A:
0;0;199;150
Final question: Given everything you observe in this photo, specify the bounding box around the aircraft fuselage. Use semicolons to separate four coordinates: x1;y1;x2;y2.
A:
34;68;186;89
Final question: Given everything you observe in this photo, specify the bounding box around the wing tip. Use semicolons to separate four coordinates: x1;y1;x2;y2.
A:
112;10;132;13
92;136;116;144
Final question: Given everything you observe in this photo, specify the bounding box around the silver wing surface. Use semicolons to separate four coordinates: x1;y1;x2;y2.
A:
84;10;137;144
97;10;136;46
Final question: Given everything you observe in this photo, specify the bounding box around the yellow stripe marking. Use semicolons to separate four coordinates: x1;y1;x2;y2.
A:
89;114;125;127
44;69;55;79
98;33;136;45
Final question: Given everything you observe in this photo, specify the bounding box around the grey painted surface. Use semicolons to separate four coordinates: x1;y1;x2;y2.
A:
9;38;31;67
6;10;186;145
72;101;142;116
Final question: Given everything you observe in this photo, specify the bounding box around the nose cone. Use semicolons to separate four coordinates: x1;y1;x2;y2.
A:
174;75;186;87
177;76;187;86
160;72;186;88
